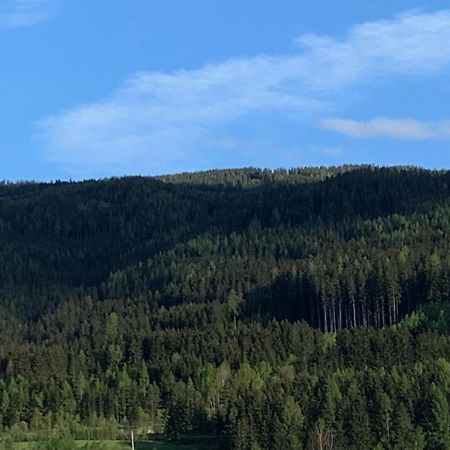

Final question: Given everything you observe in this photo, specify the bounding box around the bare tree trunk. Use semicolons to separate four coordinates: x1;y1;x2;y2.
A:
309;419;335;450
338;302;342;330
388;299;393;326
352;299;356;328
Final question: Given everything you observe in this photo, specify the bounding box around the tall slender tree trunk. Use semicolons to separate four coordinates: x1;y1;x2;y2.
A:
352;299;357;328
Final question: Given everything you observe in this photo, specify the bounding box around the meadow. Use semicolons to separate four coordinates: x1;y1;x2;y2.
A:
12;441;207;450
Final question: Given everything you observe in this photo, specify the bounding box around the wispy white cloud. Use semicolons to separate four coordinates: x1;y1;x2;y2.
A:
320;117;450;140
37;10;450;176
0;0;60;28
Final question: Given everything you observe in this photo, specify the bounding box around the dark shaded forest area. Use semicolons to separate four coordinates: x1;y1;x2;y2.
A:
1;166;450;449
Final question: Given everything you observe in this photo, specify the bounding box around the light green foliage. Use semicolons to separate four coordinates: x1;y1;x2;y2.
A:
425;384;450;450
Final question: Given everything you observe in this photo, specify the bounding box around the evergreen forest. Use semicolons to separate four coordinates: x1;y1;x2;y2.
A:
1;166;450;449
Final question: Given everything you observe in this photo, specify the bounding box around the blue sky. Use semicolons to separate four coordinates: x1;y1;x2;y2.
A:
1;0;450;180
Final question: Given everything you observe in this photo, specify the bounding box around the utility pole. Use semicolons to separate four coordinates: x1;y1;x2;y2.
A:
131;430;135;450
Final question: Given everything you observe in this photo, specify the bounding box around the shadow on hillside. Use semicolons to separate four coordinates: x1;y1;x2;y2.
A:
2;167;449;321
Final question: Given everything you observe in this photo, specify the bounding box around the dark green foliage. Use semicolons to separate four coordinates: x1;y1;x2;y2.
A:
0;166;450;449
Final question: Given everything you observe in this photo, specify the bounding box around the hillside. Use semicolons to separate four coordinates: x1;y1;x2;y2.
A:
1;166;450;449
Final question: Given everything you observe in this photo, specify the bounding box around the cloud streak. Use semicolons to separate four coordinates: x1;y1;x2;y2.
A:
0;0;59;28
37;10;450;176
320;118;450;140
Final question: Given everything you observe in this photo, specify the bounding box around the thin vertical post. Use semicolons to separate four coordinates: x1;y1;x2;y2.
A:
131;430;135;450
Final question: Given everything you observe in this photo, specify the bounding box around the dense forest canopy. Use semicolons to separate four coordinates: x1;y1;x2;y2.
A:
1;166;450;449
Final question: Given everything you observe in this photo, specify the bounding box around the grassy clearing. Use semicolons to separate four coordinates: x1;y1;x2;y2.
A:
11;440;214;450
13;442;124;450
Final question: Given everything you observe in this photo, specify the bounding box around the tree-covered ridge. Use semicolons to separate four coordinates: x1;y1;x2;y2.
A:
157;165;362;187
0;166;448;312
0;166;450;449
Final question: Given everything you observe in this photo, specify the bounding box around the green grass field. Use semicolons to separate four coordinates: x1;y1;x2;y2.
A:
12;440;214;450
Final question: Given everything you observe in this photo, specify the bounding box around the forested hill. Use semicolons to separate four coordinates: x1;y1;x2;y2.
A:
1;165;449;327
1;166;450;449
